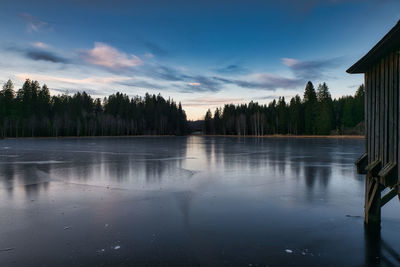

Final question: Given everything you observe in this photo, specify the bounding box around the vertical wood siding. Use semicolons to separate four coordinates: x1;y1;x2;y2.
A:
365;50;400;185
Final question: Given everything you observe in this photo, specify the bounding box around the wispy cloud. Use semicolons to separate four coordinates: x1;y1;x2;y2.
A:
183;96;245;107
188;82;201;86
15;73;132;86
26;50;68;63
5;44;68;64
116;79;162;89
214;73;303;91
179;76;221;93
214;64;247;74
18;13;52;32
31;42;50;49
144;42;168;57
80;42;143;69
149;65;184;81
282;57;343;80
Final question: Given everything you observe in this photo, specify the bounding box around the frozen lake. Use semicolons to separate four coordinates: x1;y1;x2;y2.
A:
0;136;399;266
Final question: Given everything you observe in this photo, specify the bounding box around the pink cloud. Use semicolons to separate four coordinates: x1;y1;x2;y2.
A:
81;42;143;69
31;42;50;49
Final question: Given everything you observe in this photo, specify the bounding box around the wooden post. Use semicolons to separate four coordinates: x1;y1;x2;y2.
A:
365;174;383;227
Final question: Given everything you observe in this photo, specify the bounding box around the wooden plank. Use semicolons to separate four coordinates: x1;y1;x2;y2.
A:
375;64;385;163
364;72;368;155
394;50;399;166
397;50;400;184
389;52;394;163
377;60;382;162
385;56;389;164
371;65;376;162
369;68;372;163
366;71;371;164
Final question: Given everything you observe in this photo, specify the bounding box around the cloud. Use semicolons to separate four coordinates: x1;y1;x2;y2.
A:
142;64;222;92
116;79;162;89
18;13;52;32
282;57;343;80
183;96;245;107
145;55;342;93
51;88;103;96
81;42;142;69
15;73;132;86
31;42;50;49
5;44;68;64
214;64;247;74
149;65;184;81
254;94;294;100
26;50;68;63
180;76;221;93
144;52;154;58
144;42;168;57
214;73;303;91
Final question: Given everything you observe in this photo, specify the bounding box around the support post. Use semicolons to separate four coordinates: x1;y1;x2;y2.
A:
364;174;383;227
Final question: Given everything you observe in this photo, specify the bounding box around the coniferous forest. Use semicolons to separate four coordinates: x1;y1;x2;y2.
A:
0;79;188;137
203;81;365;136
0;79;365;138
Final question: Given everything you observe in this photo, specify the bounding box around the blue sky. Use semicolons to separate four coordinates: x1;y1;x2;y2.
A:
0;0;399;119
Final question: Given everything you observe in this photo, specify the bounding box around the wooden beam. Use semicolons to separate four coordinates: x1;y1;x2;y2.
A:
365;159;382;177
378;162;397;187
365;179;383;226
367;181;380;212
380;188;398;207
355;153;368;174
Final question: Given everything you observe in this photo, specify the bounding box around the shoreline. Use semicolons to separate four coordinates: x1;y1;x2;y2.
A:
0;134;365;140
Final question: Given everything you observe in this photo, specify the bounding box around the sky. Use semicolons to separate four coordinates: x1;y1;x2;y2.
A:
0;0;399;120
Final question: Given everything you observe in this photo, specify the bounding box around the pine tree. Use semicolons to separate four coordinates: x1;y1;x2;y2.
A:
316;83;333;134
204;109;213;134
303;81;317;134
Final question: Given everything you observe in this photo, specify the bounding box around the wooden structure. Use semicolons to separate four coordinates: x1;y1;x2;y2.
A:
347;20;400;227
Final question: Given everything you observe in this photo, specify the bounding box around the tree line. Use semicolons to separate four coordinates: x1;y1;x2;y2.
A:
0;79;187;137
203;81;364;135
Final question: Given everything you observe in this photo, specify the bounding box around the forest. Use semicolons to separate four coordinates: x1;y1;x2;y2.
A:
0;79;365;138
0;79;187;137
203;81;365;135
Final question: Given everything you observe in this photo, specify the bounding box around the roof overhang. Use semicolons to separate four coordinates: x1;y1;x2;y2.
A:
347;20;400;74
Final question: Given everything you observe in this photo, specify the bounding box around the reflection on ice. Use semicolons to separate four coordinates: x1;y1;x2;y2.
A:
1;136;399;266
0;137;364;198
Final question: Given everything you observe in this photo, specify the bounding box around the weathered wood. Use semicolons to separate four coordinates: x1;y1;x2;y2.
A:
348;22;400;227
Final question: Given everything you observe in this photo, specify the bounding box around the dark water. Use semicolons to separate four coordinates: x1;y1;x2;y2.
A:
0;136;399;266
